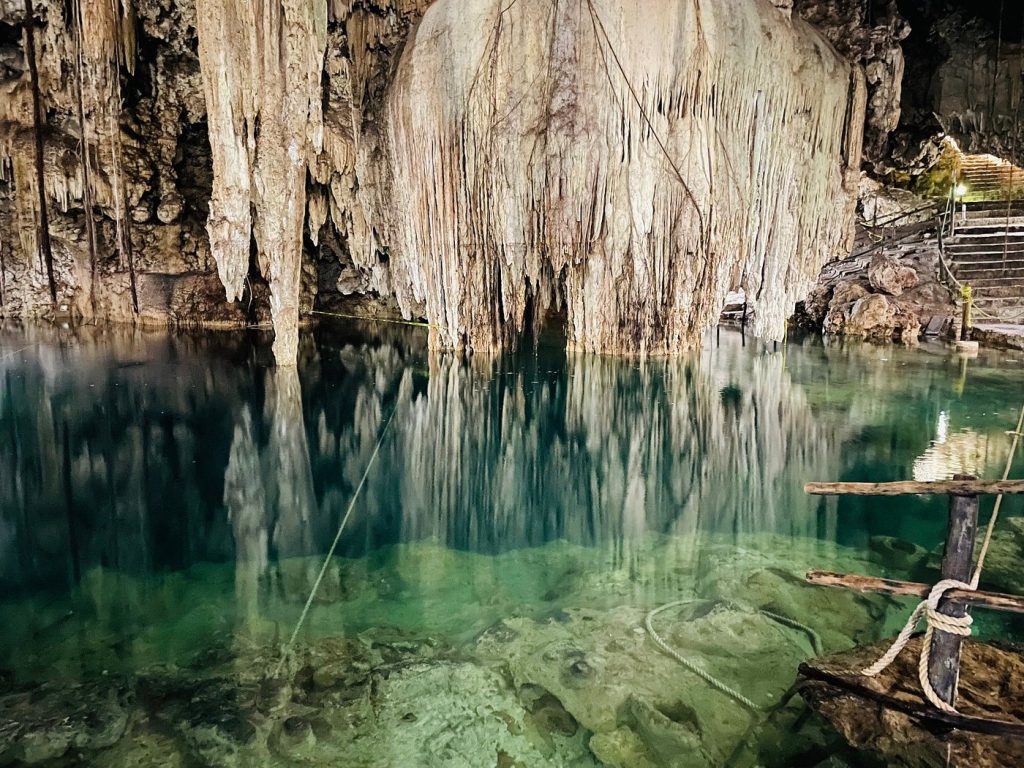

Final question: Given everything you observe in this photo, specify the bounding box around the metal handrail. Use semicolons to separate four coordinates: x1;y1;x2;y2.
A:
861;202;942;232
849;218;939;263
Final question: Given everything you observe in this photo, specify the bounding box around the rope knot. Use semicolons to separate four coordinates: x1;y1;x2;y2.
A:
860;578;975;714
925;606;972;637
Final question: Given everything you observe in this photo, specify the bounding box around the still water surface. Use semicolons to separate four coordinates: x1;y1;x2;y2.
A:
1;322;1023;766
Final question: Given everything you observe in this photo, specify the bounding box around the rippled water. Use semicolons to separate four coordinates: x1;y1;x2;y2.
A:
1;322;1023;767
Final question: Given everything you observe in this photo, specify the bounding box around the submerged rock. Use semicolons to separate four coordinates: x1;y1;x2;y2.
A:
801;637;1024;768
474;600;861;767
0;680;131;764
867;535;930;575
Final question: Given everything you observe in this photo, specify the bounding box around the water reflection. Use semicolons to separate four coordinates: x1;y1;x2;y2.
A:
1;322;1022;597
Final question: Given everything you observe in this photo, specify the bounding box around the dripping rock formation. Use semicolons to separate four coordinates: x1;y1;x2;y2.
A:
1;0;868;362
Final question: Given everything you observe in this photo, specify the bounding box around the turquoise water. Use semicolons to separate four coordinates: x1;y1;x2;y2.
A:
1;322;1023;767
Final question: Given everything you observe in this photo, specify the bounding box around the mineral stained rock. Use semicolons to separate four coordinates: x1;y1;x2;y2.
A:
1;0;865;363
801;637;1024;768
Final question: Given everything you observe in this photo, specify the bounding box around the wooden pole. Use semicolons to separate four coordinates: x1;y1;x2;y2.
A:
960;285;973;342
804;479;1024;496
928;478;979;708
804;571;1024;614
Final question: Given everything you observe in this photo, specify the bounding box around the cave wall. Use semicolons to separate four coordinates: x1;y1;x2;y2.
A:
890;0;1024;170
794;0;909;173
0;0;866;362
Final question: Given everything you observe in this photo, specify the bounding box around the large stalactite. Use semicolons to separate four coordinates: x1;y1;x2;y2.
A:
195;0;327;364
383;0;864;353
0;0;865;362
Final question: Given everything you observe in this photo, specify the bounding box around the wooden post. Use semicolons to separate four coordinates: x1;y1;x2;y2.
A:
927;475;979;708
960;285;973;342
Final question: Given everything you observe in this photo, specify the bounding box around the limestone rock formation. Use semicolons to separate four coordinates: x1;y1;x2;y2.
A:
1;0;865;363
383;0;863;355
867;253;918;296
795;0;909;170
195;0;327;363
822;282;922;343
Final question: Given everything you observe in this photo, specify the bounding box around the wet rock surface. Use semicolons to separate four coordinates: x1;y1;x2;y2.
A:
0;680;131;764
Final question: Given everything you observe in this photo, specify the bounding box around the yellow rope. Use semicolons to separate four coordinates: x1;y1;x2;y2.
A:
861;401;1024;713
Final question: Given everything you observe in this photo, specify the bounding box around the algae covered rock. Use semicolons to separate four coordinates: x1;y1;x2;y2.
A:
475;602;821;766
0;680;131;764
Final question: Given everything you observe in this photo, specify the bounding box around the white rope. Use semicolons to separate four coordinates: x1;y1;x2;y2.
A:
274;399;399;676
645;600;823;712
861;401;1024;713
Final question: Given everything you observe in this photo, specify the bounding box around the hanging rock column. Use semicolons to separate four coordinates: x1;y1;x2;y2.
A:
383;0;865;354
196;0;327;365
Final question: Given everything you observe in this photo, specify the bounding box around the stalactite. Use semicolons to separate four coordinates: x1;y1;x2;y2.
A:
72;0;99;310
107;86;138;314
22;0;57;306
196;0;327;365
383;0;863;353
0;234;7;309
1;0;863;350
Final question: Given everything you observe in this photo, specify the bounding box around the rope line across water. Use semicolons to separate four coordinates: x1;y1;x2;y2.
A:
274;398;400;677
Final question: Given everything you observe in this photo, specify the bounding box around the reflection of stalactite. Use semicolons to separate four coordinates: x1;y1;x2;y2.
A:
5;325;1021;598
266;366;319;559
225;407;268;622
307;332;849;555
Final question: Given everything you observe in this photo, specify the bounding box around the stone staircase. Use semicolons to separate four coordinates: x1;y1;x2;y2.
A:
956;154;1024;202
943;201;1024;324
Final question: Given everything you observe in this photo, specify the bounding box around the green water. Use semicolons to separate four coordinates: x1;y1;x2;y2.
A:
1;322;1023;767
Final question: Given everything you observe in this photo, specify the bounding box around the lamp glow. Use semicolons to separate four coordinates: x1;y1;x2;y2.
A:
954;183;968;198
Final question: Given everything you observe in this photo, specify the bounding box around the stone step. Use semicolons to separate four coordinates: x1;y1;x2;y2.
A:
951;242;1024;252
960;200;1024;211
953;277;1024;289
952;259;1024;270
944;245;1024;258
952;217;1024;229
953;266;1024;279
937;228;1024;240
964;208;1024;220
970;287;1024;300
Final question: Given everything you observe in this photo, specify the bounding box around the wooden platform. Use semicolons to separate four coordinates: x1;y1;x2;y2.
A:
799;637;1024;767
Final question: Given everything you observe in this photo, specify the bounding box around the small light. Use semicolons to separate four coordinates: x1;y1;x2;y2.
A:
954;183;968;198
